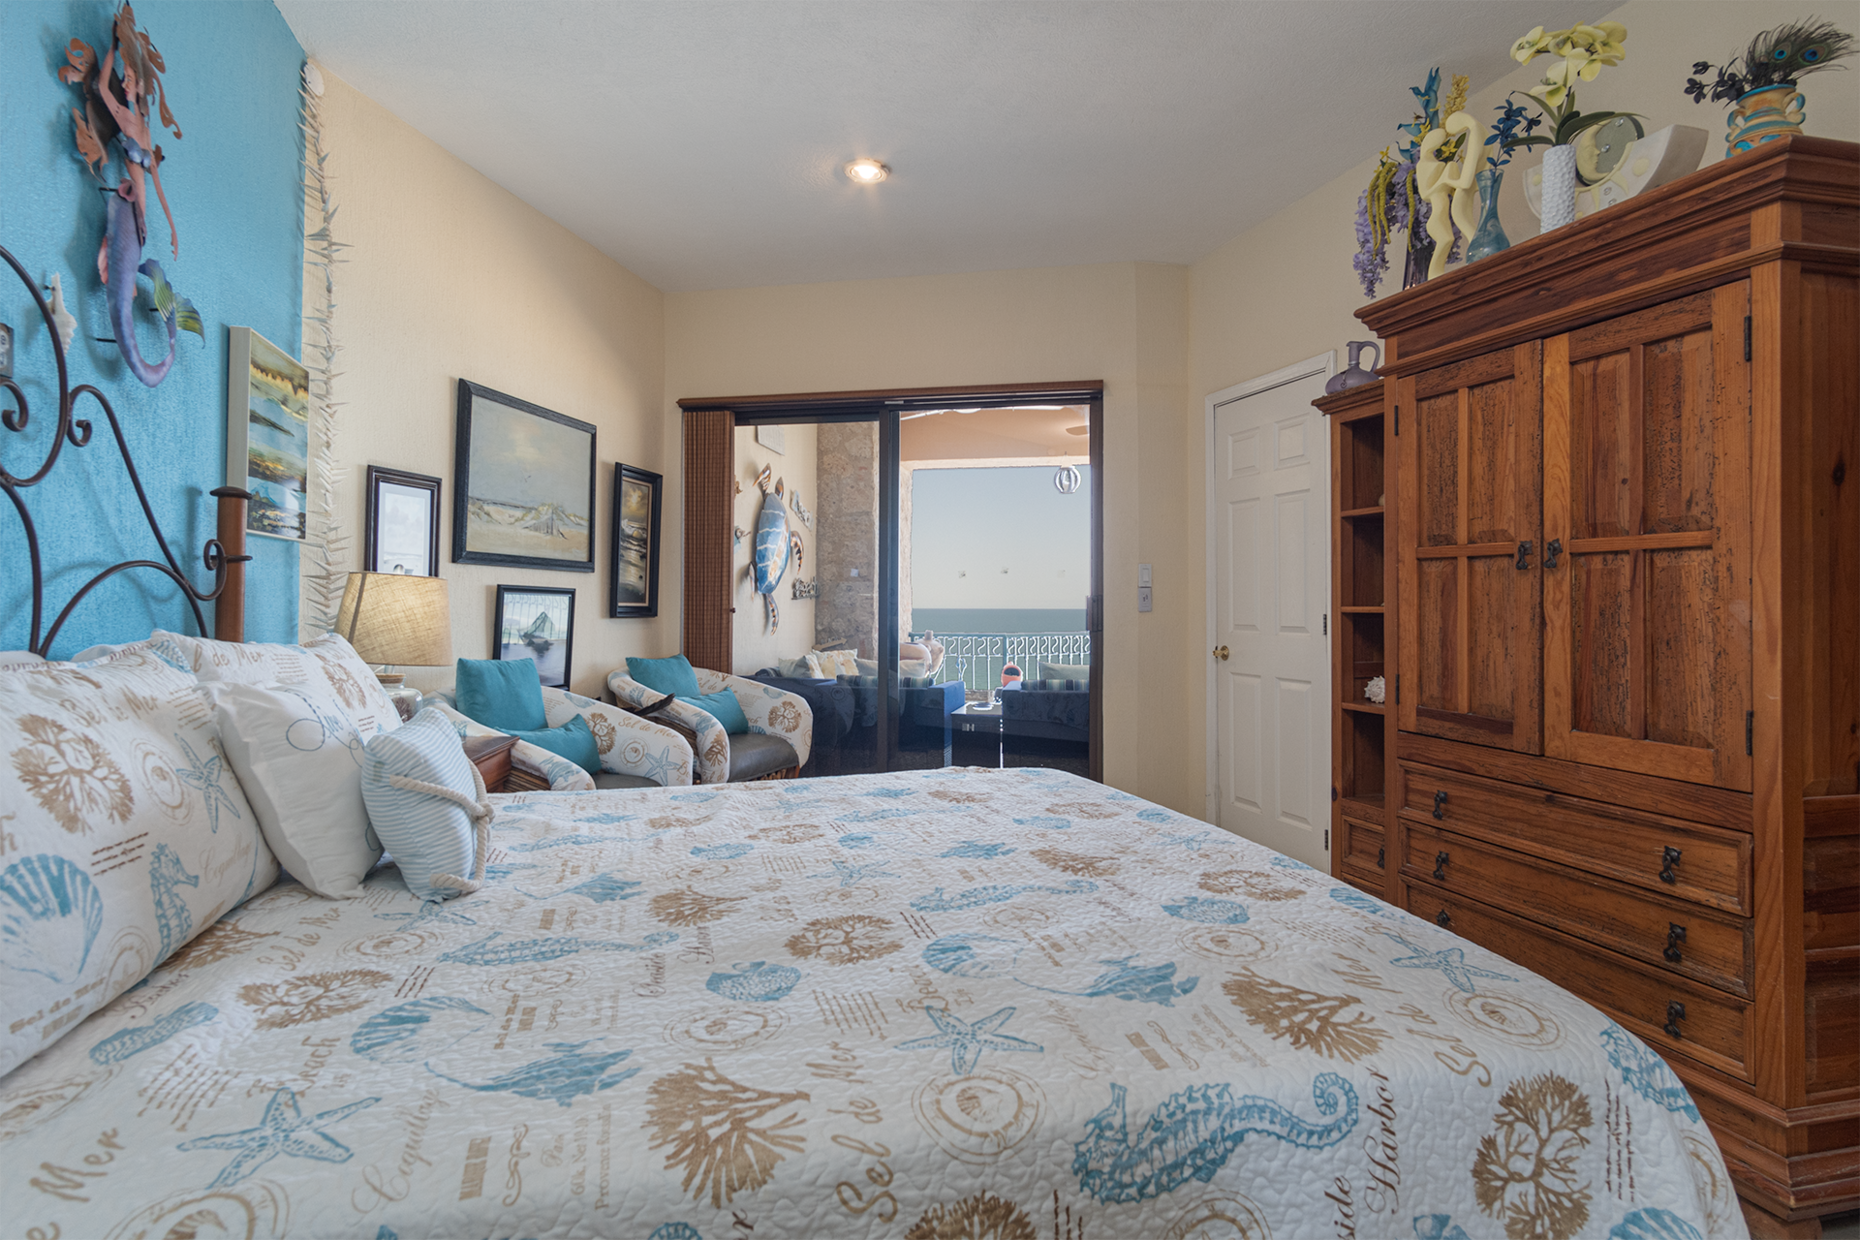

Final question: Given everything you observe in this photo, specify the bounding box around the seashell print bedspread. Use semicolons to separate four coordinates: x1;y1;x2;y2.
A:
0;768;1745;1239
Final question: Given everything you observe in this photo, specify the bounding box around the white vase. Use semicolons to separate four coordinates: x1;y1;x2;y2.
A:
1540;145;1578;233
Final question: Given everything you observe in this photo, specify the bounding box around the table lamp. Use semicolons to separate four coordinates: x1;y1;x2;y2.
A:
335;572;452;720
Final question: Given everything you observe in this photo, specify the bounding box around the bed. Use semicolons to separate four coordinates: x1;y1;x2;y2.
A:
0;244;1742;1240
4;758;1741;1239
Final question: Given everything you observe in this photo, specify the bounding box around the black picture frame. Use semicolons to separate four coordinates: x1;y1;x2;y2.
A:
364;466;441;577
453;379;596;572
491;585;576;689
609;463;662;618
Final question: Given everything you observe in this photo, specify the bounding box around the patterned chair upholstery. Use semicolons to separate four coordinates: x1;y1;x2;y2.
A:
431;687;693;791
606;667;813;785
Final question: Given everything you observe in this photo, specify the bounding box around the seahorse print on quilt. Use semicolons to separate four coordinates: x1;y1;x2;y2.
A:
148;843;200;959
1599;1022;1699;1121
89;1001;218;1064
1072;1073;1359;1203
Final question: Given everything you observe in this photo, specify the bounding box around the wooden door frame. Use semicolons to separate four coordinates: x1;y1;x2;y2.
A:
1202;352;1336;823
679;381;1105;778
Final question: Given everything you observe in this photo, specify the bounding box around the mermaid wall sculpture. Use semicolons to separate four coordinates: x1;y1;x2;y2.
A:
57;4;201;387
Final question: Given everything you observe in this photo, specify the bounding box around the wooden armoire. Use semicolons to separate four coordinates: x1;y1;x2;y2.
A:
1327;136;1858;1233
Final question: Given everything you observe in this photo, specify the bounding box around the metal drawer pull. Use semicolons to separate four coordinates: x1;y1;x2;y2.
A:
1659;846;1681;885
1544;538;1563;569
1515;540;1533;570
1436;909;1452;928
1664;1000;1687;1040
1664;923;1687;964
1432;790;1449;819
1433;851;1450;881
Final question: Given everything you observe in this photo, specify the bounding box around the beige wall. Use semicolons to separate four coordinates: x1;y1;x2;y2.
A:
1181;0;1860;809
732;422;818;673
310;70;668;700
664;262;1196;807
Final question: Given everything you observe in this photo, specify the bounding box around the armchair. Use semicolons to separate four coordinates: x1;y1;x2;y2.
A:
431;687;693;791
607;667;812;784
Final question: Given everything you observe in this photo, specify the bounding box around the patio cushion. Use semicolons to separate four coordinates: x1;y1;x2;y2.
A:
592;771;659;790
727;731;799;781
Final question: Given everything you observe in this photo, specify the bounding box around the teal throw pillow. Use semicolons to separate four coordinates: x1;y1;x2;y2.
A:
680;689;749;735
503;714;602;775
361;708;482;902
628;654;703;698
455;658;546;731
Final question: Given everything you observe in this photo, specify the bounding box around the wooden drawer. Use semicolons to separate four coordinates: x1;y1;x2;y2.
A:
1398;761;1751;915
1340;816;1386;881
1402;821;1751;997
1402;879;1750;1081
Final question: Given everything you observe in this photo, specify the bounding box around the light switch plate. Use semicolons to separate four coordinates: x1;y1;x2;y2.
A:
1138;563;1152;588
1137;586;1152;613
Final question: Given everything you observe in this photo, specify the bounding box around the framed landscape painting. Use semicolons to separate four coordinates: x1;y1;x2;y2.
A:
226;327;310;541
453;379;595;572
364;465;441;576
609;463;661;618
492;585;575;688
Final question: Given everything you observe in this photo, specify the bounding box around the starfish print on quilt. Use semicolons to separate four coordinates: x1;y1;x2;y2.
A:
897;1005;1043;1075
176;1086;378;1188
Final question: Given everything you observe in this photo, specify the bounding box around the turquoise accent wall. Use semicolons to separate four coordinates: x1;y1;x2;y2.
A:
0;1;304;655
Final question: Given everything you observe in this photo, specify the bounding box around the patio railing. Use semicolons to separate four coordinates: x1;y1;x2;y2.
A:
913;630;1090;699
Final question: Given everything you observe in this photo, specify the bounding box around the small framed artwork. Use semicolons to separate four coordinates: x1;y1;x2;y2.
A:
453;378;596;572
364;466;441;576
610;463;662;618
492;585;575;689
226;326;311;541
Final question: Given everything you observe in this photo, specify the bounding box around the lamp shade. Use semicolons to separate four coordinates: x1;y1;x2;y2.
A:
336;572;452;667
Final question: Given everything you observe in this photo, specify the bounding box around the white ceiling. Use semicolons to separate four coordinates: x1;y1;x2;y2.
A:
278;1;1591;293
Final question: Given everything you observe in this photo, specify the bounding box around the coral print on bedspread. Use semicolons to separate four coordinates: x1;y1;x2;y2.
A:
0;769;1742;1239
0;641;275;1078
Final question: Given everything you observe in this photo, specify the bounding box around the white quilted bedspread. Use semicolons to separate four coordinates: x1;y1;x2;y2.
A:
0;768;1743;1239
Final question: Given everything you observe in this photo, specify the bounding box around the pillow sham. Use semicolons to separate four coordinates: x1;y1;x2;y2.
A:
0;644;276;1077
208;679;383;898
361;708;488;903
455;657;547;732
501;714;602;774
156;630;402;738
815;649;860;678
627;654;703;699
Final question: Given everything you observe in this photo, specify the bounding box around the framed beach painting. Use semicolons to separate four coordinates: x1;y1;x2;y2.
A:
453;379;596;572
492;585;575;688
609;463;662;618
226;327;310;541
364;465;441;577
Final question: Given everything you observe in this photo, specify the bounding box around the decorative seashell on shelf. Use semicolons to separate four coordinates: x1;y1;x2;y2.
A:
0;853;105;983
1365;676;1387;705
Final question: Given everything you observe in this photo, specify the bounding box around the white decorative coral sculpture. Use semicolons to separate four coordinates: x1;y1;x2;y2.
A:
1365;676;1387;705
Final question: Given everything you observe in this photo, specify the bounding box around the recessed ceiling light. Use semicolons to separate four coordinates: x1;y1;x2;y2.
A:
845;158;889;184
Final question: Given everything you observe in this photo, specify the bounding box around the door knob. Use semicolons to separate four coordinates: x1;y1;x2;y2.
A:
1212;646;1229;661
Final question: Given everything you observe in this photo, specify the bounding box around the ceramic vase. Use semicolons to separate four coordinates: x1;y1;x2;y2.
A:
1726;83;1806;154
1325;341;1382;394
1539;145;1578;233
1465;168;1511;262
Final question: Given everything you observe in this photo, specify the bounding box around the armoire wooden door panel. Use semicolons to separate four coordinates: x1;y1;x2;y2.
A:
1397;341;1543;752
1544;284;1753;790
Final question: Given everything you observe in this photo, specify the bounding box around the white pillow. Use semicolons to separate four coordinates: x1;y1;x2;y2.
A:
209;680;384;898
817;649;860;677
362;708;488;903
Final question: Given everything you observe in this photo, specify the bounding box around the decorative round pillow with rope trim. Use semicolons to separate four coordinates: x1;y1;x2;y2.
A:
360;707;495;903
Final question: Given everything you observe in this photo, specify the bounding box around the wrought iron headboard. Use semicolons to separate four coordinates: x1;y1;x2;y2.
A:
2;242;251;657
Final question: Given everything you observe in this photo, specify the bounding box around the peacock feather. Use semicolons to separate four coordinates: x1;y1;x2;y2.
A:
1744;18;1856;85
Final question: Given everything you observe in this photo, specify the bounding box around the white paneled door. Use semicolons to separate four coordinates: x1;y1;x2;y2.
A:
1209;362;1331;867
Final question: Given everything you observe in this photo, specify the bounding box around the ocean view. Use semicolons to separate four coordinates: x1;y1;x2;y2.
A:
911;608;1086;634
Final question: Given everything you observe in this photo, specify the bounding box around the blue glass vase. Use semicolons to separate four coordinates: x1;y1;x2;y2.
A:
1465;167;1511;263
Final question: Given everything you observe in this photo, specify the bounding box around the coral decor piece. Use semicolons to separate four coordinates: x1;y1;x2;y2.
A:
57;4;201;386
299;61;353;638
1365;675;1386;705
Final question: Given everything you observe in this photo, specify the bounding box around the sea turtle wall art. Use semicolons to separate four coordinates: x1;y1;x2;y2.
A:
751;466;804;631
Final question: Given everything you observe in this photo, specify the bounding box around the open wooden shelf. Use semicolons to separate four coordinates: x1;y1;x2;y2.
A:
1316;376;1394;906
